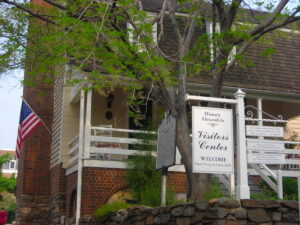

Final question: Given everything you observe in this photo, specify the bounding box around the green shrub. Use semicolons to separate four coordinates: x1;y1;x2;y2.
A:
204;178;224;200
126;153;161;202
252;177;298;200
0;192;16;223
94;202;132;222
0;176;16;193
125;122;178;206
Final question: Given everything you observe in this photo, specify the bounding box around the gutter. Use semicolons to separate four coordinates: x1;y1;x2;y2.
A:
187;83;300;104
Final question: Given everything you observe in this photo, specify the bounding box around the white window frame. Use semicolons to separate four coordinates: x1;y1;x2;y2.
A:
205;21;236;63
127;20;157;52
9;160;16;170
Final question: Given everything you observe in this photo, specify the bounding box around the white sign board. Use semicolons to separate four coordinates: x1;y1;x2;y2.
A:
247;139;285;152
247;139;286;164
246;125;284;137
192;107;234;174
247;153;285;164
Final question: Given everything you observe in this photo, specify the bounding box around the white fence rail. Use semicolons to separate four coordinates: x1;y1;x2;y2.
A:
68;127;157;163
245;104;300;199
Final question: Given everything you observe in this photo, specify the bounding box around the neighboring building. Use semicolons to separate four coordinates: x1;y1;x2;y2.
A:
15;1;300;225
0;149;17;178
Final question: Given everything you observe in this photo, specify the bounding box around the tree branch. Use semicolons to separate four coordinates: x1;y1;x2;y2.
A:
43;0;67;10
249;0;289;36
167;0;183;44
227;13;300;72
212;0;225;28
0;0;57;25
226;0;243;29
184;10;198;50
242;1;261;24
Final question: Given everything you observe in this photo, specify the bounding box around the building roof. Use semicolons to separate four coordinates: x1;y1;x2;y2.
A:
188;33;300;95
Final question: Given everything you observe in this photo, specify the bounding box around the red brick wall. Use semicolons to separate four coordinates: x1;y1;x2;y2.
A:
64;168;188;216
81;168;127;215
168;172;187;193
17;92;53;194
66;171;78;217
50;164;66;194
16;84;53;224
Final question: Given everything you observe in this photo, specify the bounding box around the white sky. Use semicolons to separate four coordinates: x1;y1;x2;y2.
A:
0;70;23;150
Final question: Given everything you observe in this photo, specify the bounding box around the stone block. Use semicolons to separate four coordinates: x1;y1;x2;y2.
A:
205;208;229;219
282;211;299;223
184;206;195;216
233;208;247;219
145;216;154;224
171;206;184;216
241;200;280;208
159;214;171;224
281;201;299;210
278;207;289;213
195;201;209;211
194;212;205;222
19;207;32;215
176;217;190;225
274;223;299;225
272;212;281;221
248;208;270;223
217;199;240;209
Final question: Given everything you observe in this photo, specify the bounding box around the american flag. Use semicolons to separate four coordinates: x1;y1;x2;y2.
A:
16;100;41;158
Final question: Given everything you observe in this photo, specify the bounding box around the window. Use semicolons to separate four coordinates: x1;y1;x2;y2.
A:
2;160;17;170
9;160;16;169
127;21;157;52
205;21;236;63
2;162;9;170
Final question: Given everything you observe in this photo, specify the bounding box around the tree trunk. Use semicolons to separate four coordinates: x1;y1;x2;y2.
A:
176;112;211;201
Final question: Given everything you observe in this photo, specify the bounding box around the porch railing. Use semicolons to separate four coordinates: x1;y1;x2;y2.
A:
67;126;158;166
89;126;157;160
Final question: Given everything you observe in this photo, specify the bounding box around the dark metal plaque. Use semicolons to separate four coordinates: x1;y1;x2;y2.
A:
156;114;176;170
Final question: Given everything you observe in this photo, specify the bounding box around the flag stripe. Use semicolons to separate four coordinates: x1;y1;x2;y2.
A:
15;101;42;158
22;116;40;138
22;113;36;128
22;120;41;141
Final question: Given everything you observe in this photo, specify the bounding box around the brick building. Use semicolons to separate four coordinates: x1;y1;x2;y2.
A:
15;1;300;225
0;149;17;178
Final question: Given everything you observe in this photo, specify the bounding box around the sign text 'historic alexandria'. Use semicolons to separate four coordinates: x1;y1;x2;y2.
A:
192;107;234;174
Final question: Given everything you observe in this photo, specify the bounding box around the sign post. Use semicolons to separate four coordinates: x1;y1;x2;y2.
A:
234;89;250;200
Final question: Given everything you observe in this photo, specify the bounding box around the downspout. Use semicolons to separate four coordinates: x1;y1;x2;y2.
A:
76;90;85;225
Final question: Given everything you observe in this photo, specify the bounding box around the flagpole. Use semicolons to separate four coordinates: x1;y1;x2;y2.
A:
21;97;53;136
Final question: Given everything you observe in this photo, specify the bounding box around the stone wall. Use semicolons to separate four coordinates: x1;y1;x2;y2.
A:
17;194;50;225
90;199;299;225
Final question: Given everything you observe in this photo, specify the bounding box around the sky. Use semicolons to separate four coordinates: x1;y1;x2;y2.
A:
0;70;23;150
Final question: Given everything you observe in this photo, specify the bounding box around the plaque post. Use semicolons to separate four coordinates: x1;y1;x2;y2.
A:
156;114;177;207
161;166;168;206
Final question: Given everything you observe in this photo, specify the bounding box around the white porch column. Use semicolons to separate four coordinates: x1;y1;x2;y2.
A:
76;90;86;225
84;88;92;158
234;89;250;199
257;98;263;127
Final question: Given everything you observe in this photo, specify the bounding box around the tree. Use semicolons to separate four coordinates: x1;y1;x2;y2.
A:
0;0;299;201
0;154;16;193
